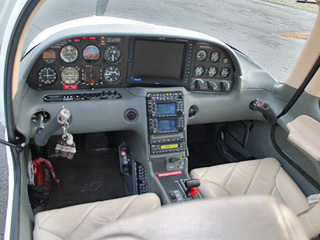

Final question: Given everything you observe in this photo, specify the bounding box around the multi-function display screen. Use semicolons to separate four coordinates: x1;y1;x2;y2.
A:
132;40;185;80
157;103;176;116
158;119;177;132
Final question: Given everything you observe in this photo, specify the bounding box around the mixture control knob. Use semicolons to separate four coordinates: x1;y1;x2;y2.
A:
220;81;231;92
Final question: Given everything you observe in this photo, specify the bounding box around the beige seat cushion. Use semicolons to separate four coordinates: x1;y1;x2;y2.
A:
33;193;160;240
87;195;308;240
190;157;309;214
190;157;320;238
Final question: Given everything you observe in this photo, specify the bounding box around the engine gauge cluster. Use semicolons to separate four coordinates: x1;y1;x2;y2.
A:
191;43;235;93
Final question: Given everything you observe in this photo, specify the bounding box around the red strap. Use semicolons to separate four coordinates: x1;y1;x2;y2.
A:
33;157;61;187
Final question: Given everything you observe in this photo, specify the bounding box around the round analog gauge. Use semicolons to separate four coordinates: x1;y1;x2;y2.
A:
61;67;79;84
222;58;229;64
82;66;101;85
210;51;220;63
208;66;218;77
221;67;231;78
83;45;100;62
194;65;205;77
38;67;57;85
60;45;78;63
104;66;121;83
196;50;207;62
104;45;122;63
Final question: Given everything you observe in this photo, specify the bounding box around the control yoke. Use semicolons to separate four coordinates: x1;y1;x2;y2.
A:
34;108;72;147
249;98;277;125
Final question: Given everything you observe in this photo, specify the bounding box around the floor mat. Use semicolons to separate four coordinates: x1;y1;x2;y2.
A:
45;149;125;210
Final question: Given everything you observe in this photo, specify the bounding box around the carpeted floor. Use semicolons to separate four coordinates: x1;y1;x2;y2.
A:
45;147;125;210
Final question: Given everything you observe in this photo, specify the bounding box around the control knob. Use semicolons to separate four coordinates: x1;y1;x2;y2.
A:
192;79;206;91
220;81;231;92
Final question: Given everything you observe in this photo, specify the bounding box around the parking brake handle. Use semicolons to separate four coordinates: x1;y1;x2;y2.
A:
249;98;277;124
34;108;72;147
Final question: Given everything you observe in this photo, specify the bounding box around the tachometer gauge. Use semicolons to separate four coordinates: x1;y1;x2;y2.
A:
194;66;205;77
221;67;230;78
104;66;121;83
196;50;207;62
104;45;122;63
82;66;101;85
60;45;78;63
38;67;57;85
208;66;218;77
83;45;100;62
210;51;220;63
61;67;79;84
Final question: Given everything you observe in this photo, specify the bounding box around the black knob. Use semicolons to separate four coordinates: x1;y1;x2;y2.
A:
125;109;138;122
189;107;196;117
177;110;183;115
169;158;180;163
178;126;184;131
185;179;200;190
220;81;230;92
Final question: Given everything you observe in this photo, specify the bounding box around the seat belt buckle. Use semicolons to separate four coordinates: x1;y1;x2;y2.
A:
307;194;320;204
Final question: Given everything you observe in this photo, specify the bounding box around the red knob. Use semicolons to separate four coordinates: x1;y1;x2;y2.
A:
120;151;126;157
190;187;198;197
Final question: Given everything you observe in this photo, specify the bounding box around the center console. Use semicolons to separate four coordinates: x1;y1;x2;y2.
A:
147;91;186;155
147;91;200;203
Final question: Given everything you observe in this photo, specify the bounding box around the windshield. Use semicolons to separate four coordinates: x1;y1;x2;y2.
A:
2;0;318;82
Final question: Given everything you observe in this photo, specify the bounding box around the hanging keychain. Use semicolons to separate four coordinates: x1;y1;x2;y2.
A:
55;121;76;159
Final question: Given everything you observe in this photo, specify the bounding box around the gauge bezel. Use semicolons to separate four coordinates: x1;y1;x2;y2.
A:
82;44;101;63
61;66;80;85
196;50;207;62
60;44;79;63
194;65;205;77
104;45;122;63
208;66;218;77
104;66;121;83
220;67;230;78
82;65;102;85
210;51;220;63
38;67;57;86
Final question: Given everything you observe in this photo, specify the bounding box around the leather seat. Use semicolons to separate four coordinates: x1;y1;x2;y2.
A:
86;195;308;240
33;193;160;240
190;157;320;238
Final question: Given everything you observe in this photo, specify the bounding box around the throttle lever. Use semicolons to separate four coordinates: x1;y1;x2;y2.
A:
35;108;72;147
249;98;277;124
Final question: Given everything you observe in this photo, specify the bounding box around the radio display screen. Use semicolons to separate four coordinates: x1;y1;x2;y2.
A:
158;119;177;132
157;103;176;116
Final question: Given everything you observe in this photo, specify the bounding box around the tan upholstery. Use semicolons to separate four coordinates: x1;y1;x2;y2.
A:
190;157;320;238
287;115;320;161
33;193;160;240
86;195;308;240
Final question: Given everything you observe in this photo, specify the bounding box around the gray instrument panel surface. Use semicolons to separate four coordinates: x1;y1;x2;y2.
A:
15;20;281;143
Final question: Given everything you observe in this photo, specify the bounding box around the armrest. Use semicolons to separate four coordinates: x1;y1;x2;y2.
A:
287;115;320;161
